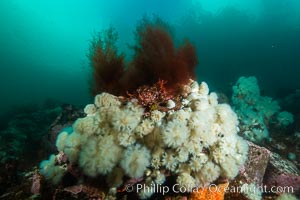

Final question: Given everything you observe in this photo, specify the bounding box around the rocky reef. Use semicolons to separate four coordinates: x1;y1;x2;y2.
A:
0;97;299;200
39;80;248;199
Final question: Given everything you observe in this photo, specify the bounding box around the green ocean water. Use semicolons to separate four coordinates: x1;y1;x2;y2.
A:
0;0;299;112
1;1;300;199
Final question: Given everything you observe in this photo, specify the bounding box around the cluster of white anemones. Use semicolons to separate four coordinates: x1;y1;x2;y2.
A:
40;80;248;199
232;76;294;142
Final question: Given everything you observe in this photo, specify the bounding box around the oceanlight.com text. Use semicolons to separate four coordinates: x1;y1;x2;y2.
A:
123;183;294;196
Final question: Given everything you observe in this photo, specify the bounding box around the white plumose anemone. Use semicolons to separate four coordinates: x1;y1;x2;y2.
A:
120;144;151;178
161;121;189;148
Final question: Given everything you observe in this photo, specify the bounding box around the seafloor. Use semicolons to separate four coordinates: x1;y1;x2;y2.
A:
0;89;299;200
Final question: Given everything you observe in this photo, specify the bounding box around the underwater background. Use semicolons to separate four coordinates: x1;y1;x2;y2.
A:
1;1;300;199
1;0;300;114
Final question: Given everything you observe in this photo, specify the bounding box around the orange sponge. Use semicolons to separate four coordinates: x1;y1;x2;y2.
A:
190;182;229;200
